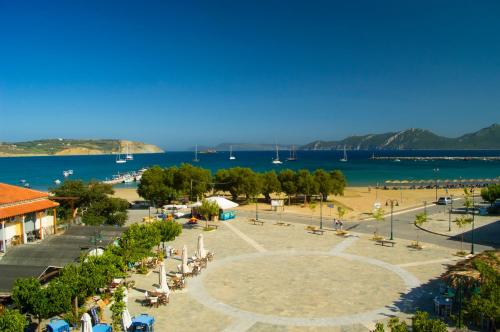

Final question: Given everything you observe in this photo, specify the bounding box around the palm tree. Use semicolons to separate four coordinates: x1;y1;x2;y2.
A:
414;212;428;248
454;216;473;255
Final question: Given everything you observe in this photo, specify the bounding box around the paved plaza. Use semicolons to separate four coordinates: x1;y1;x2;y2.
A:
107;215;467;332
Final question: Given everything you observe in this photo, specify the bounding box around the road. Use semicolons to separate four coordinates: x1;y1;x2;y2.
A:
237;198;499;253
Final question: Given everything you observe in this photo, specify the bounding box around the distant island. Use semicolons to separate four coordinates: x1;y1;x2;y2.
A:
301;124;500;150
0;139;163;157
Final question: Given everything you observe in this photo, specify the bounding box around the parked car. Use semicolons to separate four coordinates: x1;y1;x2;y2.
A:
437;197;452;205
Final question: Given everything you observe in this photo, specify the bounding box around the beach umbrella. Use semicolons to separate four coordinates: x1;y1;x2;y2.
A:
181;245;191;274
197;234;206;259
385;180;393;184
158;261;170;295
122;306;132;331
80;313;92;332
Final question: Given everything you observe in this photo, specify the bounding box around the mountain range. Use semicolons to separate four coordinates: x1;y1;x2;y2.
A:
300;124;500;150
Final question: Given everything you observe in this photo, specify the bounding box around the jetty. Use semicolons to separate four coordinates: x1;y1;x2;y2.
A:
102;168;148;185
371;156;500;161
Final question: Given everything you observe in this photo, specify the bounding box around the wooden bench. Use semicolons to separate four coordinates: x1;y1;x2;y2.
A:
275;222;292;227
207;223;219;229
377;239;396;247
249;219;264;226
312;228;326;235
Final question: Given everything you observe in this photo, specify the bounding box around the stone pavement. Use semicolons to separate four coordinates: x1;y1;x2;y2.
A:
106;216;463;331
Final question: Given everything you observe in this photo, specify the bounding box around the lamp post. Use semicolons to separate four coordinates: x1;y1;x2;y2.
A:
433;168;440;202
448;194;453;232
424;200;427;215
319;195;323;229
255;196;259;221
470;188;475;255
385;199;399;240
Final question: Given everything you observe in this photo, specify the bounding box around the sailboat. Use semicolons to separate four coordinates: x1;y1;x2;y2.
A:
125;144;133;160
340;145;348;162
286;145;297;161
116;145;126;164
193;145;199;162
229;145;236;160
272;144;283;164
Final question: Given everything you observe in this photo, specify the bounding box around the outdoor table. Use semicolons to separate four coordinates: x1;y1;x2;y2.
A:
46;319;70;332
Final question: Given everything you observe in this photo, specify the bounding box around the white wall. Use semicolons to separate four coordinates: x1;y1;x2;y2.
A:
0;223;18;241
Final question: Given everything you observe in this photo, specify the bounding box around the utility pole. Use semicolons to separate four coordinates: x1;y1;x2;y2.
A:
448;194;453;232
471;188;475;255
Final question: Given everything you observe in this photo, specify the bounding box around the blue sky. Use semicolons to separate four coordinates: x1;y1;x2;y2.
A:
1;0;499;150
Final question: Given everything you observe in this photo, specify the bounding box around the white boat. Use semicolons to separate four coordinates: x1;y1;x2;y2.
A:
24;183;30;188
394;158;401;162
116;145;126;164
229;145;236;160
54;179;61;185
125;144;133;160
193;145;199;162
286;145;297;161
340;145;348;162
123;175;134;183
272;144;283;164
68;169;73;175
63;170;70;177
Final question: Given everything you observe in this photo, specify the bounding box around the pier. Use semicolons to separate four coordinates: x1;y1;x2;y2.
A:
371;156;500;161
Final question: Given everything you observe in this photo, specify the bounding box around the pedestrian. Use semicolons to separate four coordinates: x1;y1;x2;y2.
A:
338;219;343;230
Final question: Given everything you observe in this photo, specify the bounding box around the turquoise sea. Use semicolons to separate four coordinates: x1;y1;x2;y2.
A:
0;150;499;191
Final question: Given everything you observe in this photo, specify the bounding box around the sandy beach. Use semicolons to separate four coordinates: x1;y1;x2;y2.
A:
113;186;468;220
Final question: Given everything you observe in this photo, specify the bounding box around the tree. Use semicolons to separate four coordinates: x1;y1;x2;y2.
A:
330;170;347;196
463;187;473;214
411;311;447;332
175;163;212;200
313;169;334;201
481;184;500;206
110;286;125;332
296;169;318;204
337;206;346;221
260;171;281;202
372;208;385;238
414;212;428;248
137;166;176;207
215;167;259;201
454;216;473;254
0;309;28;332
118;223;161;265
278;169;297;205
11;278;51;332
153;220;182;248
198;199;220;227
51;179;128;226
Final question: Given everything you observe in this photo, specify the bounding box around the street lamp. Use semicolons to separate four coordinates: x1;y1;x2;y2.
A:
319;195;323;229
385;199;399;240
433;168;440;202
255;196;259;221
470;188;475;255
424;200;427;215
448;194;453;232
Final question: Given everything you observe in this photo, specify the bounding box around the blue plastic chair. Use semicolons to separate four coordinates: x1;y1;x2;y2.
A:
93;323;112;332
46;319;70;332
130;314;155;332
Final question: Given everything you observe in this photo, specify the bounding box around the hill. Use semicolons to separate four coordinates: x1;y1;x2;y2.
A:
301;124;500;150
0;139;163;157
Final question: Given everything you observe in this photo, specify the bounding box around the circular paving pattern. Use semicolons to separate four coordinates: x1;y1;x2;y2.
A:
189;250;420;327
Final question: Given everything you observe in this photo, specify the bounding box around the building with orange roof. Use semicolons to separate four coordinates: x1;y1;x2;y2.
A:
0;183;59;252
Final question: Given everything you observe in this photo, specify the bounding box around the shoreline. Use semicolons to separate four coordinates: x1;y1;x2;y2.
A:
0;151;164;158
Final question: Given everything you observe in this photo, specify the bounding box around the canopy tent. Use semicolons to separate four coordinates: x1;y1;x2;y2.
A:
189;196;239;210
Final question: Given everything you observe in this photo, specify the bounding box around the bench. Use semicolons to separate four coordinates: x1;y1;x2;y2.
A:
207;223;219;229
312;229;326;235
377;239;396;247
249;219;264;226
275;222;292;227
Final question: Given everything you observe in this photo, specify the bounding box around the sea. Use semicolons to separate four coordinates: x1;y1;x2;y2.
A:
0;150;499;191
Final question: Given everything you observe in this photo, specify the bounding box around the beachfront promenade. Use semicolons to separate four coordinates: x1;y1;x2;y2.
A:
106;204;499;332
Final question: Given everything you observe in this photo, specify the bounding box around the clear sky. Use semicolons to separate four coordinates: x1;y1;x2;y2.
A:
1;0;499;150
